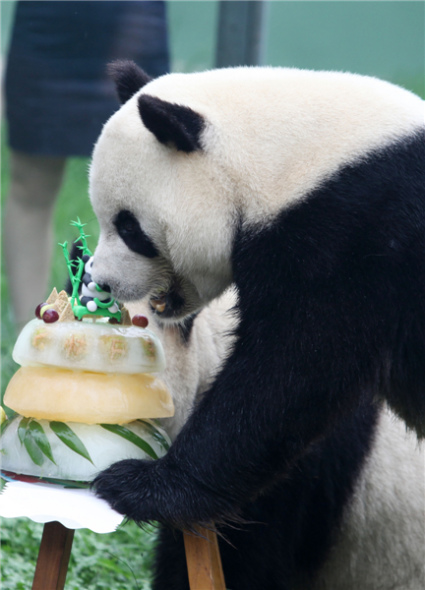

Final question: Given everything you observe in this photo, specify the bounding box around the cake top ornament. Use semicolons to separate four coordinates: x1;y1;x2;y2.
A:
34;219;138;326
60;218;122;322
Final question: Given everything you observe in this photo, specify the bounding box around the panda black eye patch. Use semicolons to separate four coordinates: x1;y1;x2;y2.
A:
113;210;159;258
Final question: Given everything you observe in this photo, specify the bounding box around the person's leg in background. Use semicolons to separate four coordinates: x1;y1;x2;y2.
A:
4;151;66;330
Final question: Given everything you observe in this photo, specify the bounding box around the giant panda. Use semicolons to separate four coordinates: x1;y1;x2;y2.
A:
89;62;425;589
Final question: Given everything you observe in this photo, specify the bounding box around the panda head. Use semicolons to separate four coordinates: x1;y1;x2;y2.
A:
90;62;238;321
90;61;423;321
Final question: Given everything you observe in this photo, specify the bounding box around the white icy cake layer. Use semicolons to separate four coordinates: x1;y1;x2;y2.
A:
13;318;165;374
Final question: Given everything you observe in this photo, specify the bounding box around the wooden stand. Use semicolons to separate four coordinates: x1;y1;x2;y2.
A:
183;527;226;590
32;521;225;590
32;522;74;590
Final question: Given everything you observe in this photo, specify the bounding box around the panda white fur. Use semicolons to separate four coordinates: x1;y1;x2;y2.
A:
89;63;425;589
125;289;238;442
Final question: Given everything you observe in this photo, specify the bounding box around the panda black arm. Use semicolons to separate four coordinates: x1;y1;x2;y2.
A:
93;132;425;528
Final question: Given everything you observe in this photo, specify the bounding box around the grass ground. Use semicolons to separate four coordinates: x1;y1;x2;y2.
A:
1;132;158;589
1;516;158;590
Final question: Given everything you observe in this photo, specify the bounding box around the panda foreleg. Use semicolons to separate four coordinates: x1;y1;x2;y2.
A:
92;277;372;529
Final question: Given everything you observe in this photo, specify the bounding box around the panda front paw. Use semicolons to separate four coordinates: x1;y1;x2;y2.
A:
92;458;161;523
92;456;235;529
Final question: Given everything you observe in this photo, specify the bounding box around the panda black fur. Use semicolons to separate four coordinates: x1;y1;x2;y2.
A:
90;63;425;589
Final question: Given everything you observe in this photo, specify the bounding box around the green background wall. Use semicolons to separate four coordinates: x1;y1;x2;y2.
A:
169;1;424;94
167;1;423;94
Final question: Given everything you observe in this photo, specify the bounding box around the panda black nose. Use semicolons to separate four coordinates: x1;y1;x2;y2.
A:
97;282;111;293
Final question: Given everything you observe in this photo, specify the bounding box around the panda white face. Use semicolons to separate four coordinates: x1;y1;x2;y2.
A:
90;66;423;321
90;86;236;320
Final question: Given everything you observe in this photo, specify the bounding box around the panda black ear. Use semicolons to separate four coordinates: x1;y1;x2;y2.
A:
138;95;204;153
108;60;152;104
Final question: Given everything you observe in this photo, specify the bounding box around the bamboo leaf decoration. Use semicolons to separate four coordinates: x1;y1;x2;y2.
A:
137;419;170;453
10;417;168;469
0;419;11;437
27;420;56;464
100;424;160;459
18;418;45;466
50;421;94;464
17;417;30;445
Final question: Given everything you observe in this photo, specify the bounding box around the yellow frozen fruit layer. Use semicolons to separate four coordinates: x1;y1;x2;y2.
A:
4;366;174;424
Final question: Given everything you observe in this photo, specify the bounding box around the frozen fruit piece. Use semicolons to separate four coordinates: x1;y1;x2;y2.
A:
132;315;149;328
43;309;59;323
35;302;48;319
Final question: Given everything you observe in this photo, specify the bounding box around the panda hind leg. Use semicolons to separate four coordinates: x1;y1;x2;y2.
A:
152;527;189;590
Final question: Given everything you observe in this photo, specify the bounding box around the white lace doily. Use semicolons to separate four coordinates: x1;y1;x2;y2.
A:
0;480;124;533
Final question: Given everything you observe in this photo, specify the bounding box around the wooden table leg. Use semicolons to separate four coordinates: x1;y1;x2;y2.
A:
183;526;226;590
32;521;75;590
